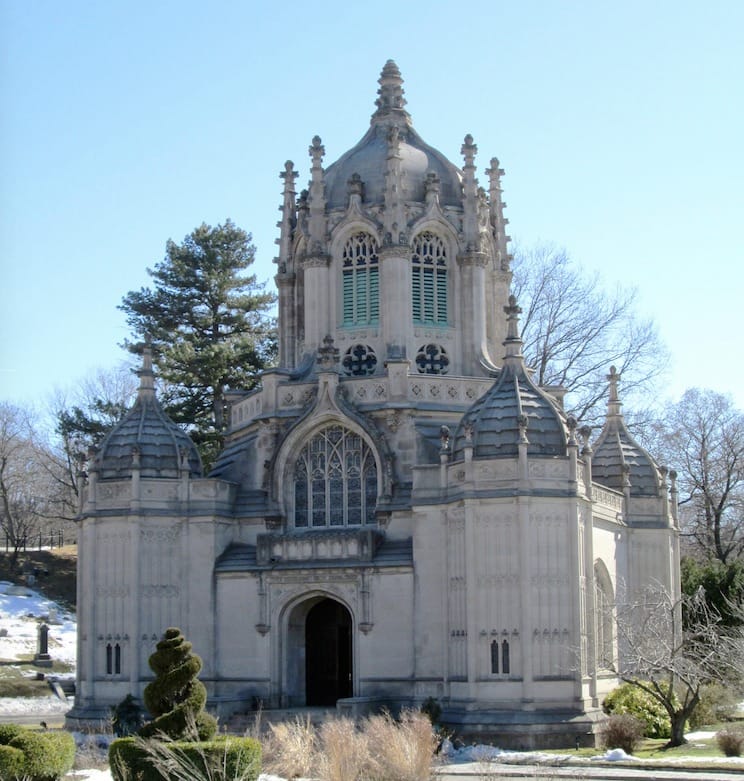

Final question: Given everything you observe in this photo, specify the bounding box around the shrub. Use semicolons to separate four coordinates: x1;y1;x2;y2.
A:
112;692;145;737
0;744;25;779
6;729;75;780
420;696;442;725
689;683;740;729
139;627;217;741
603;682;671;738
716;727;744;757
109;735;261;781
600;714;645;754
0;723;24;745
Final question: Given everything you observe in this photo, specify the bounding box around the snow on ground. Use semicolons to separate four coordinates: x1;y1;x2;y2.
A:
0;580;77;666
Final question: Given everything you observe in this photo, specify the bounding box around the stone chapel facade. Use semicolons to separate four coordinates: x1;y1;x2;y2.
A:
68;61;680;745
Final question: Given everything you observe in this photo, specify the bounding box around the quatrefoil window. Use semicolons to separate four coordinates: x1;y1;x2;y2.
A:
342;344;377;376
416;344;449;375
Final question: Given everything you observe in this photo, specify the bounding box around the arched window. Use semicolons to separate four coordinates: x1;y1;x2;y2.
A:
411;231;448;325
594;563;615;669
342;233;379;326
293;426;377;528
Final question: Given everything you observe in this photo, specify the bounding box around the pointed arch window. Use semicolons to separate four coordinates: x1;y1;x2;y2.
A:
293;425;378;528
412;231;448;325
342;232;379;326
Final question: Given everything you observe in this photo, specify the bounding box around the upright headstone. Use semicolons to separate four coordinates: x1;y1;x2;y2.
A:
34;623;52;667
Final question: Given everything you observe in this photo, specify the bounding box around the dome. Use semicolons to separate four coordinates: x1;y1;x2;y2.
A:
91;350;202;480
322;60;463;210
452;298;568;460
591;367;661;497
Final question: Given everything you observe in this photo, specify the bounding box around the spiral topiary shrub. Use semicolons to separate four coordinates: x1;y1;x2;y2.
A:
0;726;75;780
139;626;217;741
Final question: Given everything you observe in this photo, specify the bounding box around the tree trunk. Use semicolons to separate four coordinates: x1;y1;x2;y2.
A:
668;712;688;748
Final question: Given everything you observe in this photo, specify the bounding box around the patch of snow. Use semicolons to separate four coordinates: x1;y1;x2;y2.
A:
685;730;716;740
0;695;73;715
0;582;76;665
592;747;639;762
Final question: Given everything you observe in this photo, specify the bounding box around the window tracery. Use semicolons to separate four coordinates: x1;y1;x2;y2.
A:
342;344;377;376
293;426;377;528
342;233;379;326
416;343;449;374
411;231;448;325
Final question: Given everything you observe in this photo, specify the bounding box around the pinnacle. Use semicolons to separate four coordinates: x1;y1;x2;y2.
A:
372;59;410;124
136;346;156;399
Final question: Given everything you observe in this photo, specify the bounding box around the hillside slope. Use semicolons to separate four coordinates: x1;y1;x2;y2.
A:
0;546;77;610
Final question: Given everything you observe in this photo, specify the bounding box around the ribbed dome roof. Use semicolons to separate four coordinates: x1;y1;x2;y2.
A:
91;350;202;480
452;298;568;460
323;60;463;210
592;367;660;497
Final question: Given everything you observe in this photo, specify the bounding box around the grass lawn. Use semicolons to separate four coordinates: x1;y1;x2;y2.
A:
540;723;744;771
0;657;74;697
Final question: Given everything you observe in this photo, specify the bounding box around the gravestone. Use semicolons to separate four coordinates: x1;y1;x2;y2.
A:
34;622;53;667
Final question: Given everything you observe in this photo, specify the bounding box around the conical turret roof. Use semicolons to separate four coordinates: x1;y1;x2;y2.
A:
592;367;661;496
91;349;202;480
452;297;568;459
322;60;463;209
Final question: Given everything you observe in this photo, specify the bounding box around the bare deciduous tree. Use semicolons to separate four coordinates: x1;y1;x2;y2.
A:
615;583;744;747
649;389;744;564
0;404;56;563
511;244;667;426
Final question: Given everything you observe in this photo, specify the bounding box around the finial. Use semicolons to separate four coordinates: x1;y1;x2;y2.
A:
347;173;364;197
372;60;410;125
424;172;441;205
309;136;325;166
607;365;622;417
136;345;157;399
317;334;339;370
503;295;523;343
461;134;477;165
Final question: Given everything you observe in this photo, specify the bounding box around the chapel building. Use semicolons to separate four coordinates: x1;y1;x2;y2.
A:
68;61;680;746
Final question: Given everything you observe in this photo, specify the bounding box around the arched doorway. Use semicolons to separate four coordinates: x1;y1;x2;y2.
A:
305;598;352;705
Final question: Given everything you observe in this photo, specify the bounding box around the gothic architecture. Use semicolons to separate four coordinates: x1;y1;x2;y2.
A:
68;62;680;746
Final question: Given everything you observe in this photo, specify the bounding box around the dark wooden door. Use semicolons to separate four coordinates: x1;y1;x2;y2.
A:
305;599;352;705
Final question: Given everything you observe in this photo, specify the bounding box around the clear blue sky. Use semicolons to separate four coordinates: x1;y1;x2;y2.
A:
2;0;742;414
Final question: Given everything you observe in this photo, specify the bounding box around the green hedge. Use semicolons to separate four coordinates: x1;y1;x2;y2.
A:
0;727;75;781
109;735;262;781
0;745;26;779
0;723;24;744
